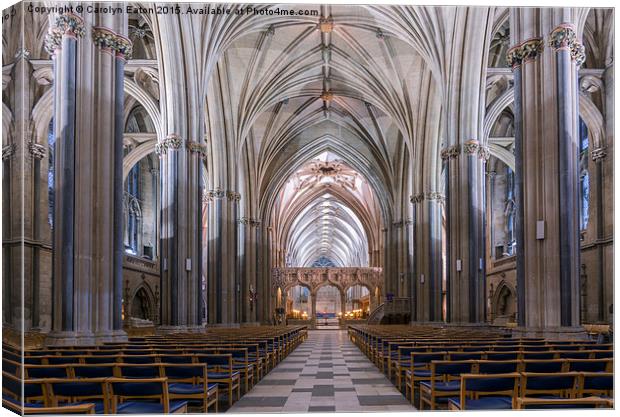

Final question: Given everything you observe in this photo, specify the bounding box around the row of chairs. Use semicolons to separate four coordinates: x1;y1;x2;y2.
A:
437;372;613;410
4;374;195;414
347;325;614;410
405;357;613;399
2;325;308;413
4;358;242;408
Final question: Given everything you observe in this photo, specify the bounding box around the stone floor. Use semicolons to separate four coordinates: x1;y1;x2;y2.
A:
228;329;415;413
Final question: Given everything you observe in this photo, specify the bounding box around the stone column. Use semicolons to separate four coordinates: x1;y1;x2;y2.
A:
206;190;240;325
443;143;488;324
46;12;130;345
509;8;587;337
411;192;444;322
158;137;206;329
46;13;82;342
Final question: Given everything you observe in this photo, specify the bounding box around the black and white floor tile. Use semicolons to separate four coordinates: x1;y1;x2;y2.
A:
228;330;415;413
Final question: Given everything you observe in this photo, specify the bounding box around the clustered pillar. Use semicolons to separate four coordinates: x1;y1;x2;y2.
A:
443;142;489;324
158;136;206;330
508;8;586;337
46;12;130;345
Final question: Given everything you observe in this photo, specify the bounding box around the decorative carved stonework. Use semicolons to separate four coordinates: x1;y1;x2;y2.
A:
2;143;16;161
571;42;586;67
271;267;383;296
227;191;241;202
392;220;403;228
115;34;133;60
520;38;544;62
410;191;445;204
478;144;491;160
28;142;46;160
506;44;523;69
156;134;183;155
410;193;425;204
92;27;117;53
440;144;461;160
186;141;208;159
591;147;607;162
45;13;85;54
204;188;225;202
239;217;261;227
549;24;576;51
463;139;480;155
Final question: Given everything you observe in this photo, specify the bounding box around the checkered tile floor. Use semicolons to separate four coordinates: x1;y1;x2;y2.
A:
228;330;415;413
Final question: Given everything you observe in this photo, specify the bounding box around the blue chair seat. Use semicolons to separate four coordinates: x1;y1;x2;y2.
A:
420;381;461;391
207;371;240;379
448;396;512;410
232;364;252;370
406;369;432;377
117;400;187;414
397;361;412;368
169;383;204;395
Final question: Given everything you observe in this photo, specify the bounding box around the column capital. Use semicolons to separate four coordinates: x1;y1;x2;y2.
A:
549;24;577;51
28;141;46;160
506;44;523;70
186;140;208;159
549;23;585;67
521;38;545;63
591;147;607;162
2;143;15;161
440;144;460;160
44;13;85;55
114;35;133;61
92;26;116;55
156;134;184;156
239;217;261;227
410;191;445;204
227;191;241;202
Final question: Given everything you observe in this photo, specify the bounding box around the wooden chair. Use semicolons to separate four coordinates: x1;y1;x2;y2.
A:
519;372;580;399
2;399;96;414
2;371;47;405
577;372;613;398
195;354;241;407
43;377;109;414
448;373;520;410
419;360;475;410
515;396;612;409
405;352;446;402
161;363;218;412
104;377;188;414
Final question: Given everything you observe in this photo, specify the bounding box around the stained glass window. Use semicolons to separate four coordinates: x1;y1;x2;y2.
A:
47;119;55;228
579;118;590;232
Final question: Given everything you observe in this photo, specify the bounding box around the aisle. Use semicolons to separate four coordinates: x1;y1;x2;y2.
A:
228;330;415;413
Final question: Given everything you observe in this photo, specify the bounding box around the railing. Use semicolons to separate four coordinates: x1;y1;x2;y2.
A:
367;297;410;325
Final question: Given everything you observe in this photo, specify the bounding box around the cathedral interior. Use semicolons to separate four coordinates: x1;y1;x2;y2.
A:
1;1;615;413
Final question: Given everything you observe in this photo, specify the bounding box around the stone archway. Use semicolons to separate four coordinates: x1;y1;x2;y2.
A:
130;286;155;323
272;267;383;325
491;281;516;324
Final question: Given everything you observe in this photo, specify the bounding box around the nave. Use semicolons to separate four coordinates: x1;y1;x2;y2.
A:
229;330;413;413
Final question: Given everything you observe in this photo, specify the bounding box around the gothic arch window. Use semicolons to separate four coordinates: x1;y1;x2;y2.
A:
487;157;516;259
124;164;142;255
579;118;590;232
312;256;336;267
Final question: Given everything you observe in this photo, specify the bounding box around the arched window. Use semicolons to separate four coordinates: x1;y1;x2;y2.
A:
579;118;590;232
47;119;55;227
124;164;142;255
312;256;336;267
